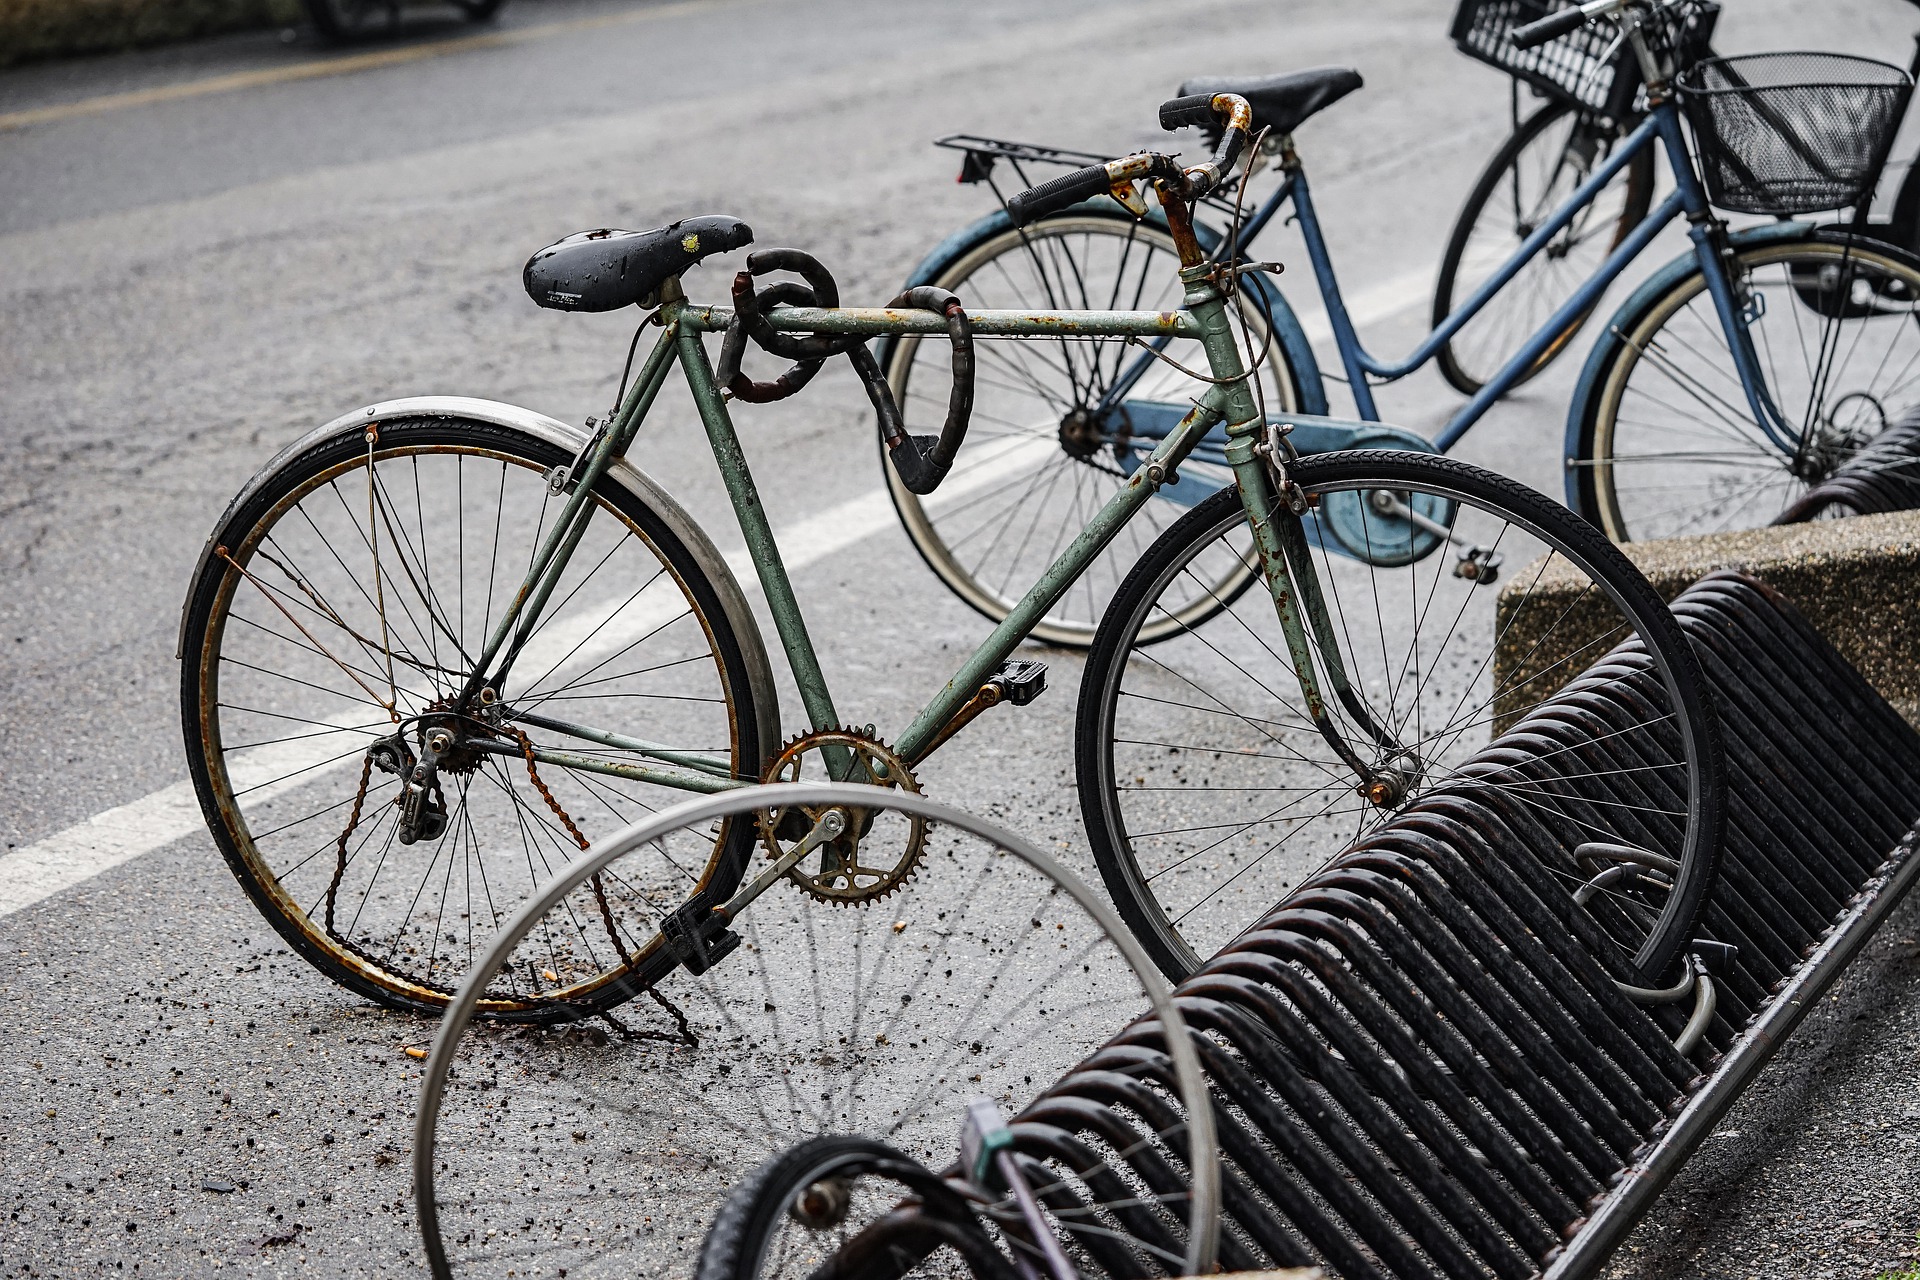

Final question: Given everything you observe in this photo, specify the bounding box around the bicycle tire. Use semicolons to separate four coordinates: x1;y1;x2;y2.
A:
696;1135;1015;1280
1077;451;1723;986
180;413;765;1018
1434;101;1655;397
1571;230;1920;541
882;209;1302;648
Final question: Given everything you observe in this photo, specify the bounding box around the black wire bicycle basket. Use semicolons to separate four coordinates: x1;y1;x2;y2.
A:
1450;0;1717;121
1680;52;1914;216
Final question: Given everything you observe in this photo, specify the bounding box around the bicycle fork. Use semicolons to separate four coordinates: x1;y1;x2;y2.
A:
1180;261;1414;805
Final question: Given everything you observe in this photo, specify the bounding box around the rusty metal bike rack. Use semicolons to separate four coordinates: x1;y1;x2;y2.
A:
971;569;1920;1280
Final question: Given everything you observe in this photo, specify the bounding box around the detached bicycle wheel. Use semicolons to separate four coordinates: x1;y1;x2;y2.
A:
1078;451;1722;986
179;413;765;1017
415;784;1219;1280
1573;231;1920;541
884;211;1300;647
1433;101;1654;396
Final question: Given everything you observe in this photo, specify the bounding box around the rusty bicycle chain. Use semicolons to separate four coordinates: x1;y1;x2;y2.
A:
311;723;697;1044
502;724;627;957
324;753;376;936
503;723;697;1044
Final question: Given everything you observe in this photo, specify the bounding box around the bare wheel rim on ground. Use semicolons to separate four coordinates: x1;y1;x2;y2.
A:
413;782;1220;1280
884;213;1297;647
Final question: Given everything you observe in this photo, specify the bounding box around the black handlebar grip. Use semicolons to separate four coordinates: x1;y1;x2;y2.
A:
1511;6;1587;49
1158;93;1219;131
1006;163;1113;227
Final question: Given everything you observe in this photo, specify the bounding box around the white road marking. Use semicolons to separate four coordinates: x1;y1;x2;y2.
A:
0;441;1032;921
0;0;728;133
1295;266;1433;348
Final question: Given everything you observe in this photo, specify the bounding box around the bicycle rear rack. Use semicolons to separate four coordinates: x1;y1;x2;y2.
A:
1005;570;1920;1279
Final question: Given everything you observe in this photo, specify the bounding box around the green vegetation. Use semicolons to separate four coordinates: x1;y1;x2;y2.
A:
1875;1232;1920;1280
0;0;303;68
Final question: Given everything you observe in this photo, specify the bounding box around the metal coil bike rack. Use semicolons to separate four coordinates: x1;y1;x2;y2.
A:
990;570;1920;1280
1777;408;1920;522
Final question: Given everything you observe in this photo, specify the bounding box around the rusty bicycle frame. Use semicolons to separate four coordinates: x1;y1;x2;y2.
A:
451;96;1401;897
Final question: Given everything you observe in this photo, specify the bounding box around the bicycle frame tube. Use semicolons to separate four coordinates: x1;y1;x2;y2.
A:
675;299;1212;767
1076;101;1798;460
1437;184;1688;447
894;384;1228;760
1094;172;1303;412
1292;98;1797;454
672;312;846;743
491;282;1371;797
1657;102;1802;453
1292;114;1663;422
459;324;681;703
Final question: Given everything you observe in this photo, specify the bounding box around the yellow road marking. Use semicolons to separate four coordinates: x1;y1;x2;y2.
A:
0;0;717;133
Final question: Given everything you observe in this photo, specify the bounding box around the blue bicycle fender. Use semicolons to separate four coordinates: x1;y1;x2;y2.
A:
880;198;1328;415
1561;219;1817;508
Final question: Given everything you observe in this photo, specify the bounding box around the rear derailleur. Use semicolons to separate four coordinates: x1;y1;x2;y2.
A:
368;729;447;846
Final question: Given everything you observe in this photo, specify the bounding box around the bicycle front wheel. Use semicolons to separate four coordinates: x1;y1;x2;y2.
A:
884;211;1300;647
179;414;766;1017
1434;102;1654;397
1077;452;1722;986
1574;232;1920;541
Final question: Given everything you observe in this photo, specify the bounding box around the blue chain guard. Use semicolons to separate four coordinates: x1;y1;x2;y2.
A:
1110;403;1449;565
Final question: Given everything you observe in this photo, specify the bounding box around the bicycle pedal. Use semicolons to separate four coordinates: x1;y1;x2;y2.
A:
659;900;740;976
995;659;1048;706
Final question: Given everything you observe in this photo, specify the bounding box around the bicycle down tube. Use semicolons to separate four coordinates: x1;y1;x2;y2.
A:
670;298;1238;769
464;276;1362;799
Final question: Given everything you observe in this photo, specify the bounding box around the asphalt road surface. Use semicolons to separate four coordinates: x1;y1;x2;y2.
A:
5;0;1920;1275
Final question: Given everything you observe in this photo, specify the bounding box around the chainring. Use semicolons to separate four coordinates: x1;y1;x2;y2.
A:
760;728;926;906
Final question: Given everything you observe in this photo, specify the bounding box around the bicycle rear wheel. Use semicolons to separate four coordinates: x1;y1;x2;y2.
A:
1573;232;1920;541
1078;452;1722;987
179;413;765;1017
1434;101;1655;396
883;211;1299;647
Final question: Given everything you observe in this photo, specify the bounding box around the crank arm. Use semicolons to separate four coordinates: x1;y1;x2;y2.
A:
716;807;848;921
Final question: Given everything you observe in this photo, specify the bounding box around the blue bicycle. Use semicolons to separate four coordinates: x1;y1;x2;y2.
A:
888;0;1919;645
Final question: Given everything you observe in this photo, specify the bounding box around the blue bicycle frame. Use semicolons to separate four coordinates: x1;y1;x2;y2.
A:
1107;92;1803;477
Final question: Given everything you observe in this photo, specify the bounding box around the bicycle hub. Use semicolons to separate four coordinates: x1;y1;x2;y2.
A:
1361;751;1423;809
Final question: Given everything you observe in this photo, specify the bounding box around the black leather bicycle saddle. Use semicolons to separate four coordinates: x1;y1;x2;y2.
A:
1175;66;1363;138
524;215;754;312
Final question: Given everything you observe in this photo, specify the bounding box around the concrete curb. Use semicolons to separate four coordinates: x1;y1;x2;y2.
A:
1496;510;1920;729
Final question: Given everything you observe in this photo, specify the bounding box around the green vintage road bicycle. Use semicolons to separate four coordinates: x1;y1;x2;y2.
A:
179;93;1722;1002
